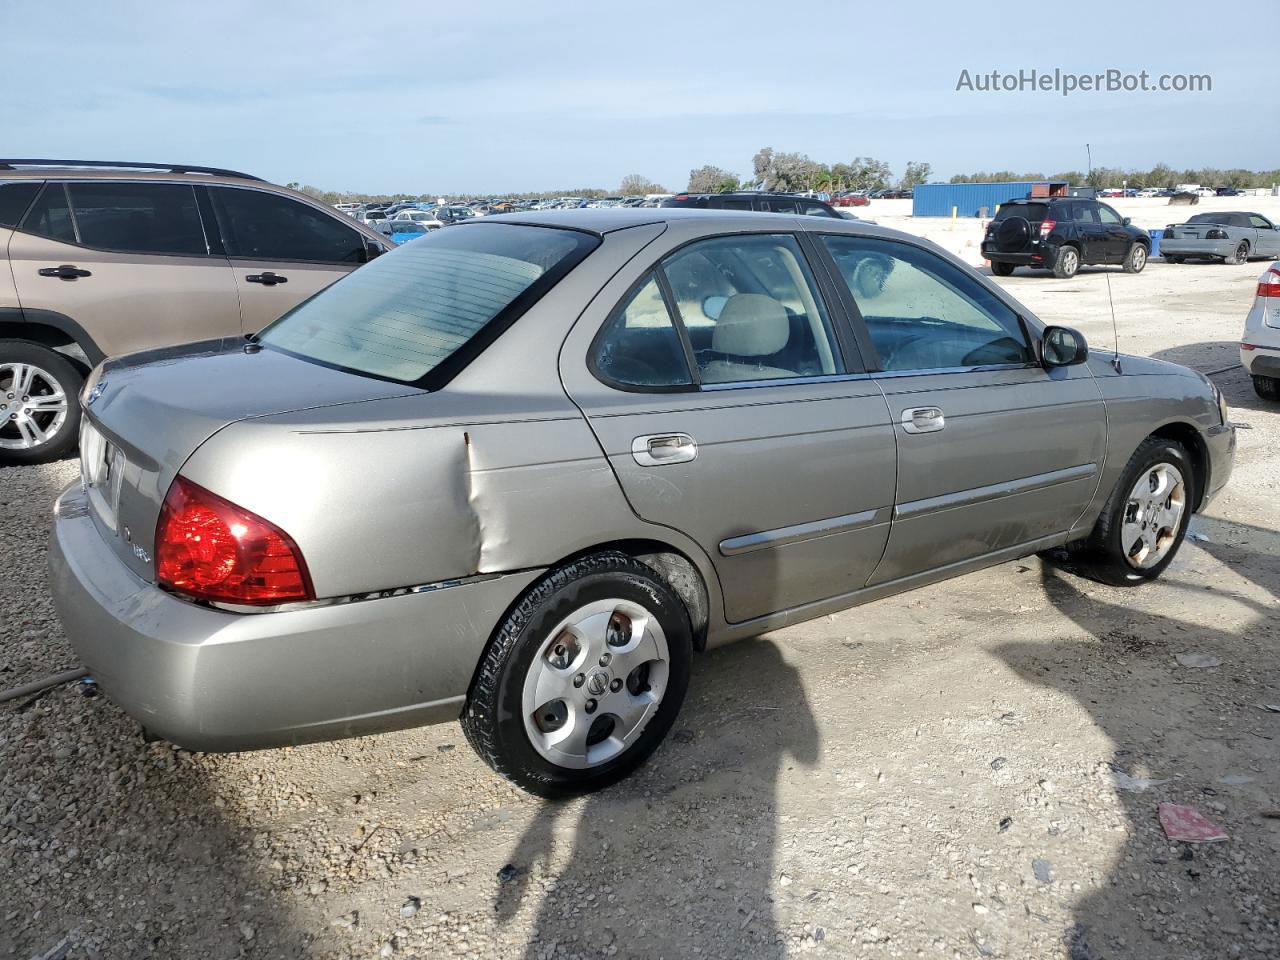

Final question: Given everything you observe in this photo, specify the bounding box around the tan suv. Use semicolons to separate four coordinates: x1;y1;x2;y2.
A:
0;159;389;463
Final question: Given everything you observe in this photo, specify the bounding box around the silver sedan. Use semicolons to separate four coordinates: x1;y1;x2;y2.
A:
50;209;1235;796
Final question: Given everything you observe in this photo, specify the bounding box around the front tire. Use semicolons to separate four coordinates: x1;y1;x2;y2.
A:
0;340;83;466
1068;438;1195;587
1052;245;1080;279
1122;243;1148;273
462;553;693;798
990;260;1016;277
1253;374;1279;401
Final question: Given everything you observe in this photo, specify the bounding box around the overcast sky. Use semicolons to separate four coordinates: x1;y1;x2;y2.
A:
2;0;1266;194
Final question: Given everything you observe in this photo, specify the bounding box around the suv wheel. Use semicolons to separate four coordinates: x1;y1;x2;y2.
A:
990;261;1016;277
462;553;693;797
1067;437;1194;587
1052;245;1080;279
1253;374;1279;401
0;341;84;466
1227;241;1249;266
1122;243;1148;274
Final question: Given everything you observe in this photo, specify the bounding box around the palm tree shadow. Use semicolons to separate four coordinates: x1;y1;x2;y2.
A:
995;524;1279;959
495;639;820;959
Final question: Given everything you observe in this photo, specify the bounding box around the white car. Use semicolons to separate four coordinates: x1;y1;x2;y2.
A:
1241;263;1280;400
394;209;435;224
1136;188;1161;198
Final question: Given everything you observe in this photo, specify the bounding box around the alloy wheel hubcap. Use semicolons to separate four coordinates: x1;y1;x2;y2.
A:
1064;250;1078;272
1133;247;1146;268
0;363;68;450
522;598;669;769
1121;463;1186;569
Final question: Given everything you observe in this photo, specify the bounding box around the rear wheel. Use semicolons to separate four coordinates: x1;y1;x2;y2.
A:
990;261;1016;277
1227;241;1249;266
1052;245;1080;279
1068;438;1194;587
0;340;83;466
1253;374;1279;401
462;553;692;798
1122;243;1148;273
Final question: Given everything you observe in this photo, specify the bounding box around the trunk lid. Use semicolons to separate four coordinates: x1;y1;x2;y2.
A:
80;337;418;582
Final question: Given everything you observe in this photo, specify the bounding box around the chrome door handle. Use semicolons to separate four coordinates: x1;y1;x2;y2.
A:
901;407;945;434
632;433;697;466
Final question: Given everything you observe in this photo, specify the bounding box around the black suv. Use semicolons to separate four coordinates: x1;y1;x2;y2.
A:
982;196;1150;278
661;192;844;218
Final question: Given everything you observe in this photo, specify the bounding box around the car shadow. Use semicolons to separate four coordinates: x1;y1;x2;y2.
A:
493;636;820;958
1149;342;1279;415
996;519;1280;958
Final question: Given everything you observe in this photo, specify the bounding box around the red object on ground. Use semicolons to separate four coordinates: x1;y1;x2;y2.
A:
1158;803;1228;843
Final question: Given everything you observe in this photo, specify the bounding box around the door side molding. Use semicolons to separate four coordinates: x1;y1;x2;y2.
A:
894;463;1098;521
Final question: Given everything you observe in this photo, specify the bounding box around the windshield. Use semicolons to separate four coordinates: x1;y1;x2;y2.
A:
260;224;597;386
390;222;425;233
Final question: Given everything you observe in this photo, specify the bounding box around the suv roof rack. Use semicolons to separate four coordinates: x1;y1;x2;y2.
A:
0;159;264;181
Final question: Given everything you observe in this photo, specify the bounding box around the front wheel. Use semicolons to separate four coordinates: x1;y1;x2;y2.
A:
1068;438;1194;586
462;553;692;798
1122;243;1148;273
0;340;84;466
1253;374;1279;401
990;260;1016;277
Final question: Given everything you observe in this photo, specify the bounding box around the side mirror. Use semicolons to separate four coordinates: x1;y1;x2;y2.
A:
1122;217;1132;226
1042;326;1089;367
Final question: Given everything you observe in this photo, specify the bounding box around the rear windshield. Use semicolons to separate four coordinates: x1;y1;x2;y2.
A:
994;202;1047;221
389;221;424;232
260;223;597;386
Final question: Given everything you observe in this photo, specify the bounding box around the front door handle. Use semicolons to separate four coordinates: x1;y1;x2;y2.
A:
901;407;945;434
37;264;91;280
245;271;288;286
632;433;697;466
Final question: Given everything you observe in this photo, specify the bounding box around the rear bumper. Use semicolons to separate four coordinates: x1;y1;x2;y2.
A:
1160;239;1236;258
1241;344;1280;378
48;484;541;751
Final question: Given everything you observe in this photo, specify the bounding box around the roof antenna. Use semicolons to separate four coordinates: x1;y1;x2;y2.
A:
1105;269;1122;373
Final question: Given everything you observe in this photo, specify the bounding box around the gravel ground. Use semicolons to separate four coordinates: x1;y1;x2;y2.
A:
2;256;1277;960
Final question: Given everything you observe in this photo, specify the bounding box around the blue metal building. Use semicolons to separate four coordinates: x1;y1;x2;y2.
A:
912;181;1070;218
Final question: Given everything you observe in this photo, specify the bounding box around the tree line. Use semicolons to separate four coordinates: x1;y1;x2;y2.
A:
947;164;1280;190
685;149;930;195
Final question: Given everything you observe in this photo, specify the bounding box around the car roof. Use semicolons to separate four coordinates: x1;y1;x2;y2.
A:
458;206;884;236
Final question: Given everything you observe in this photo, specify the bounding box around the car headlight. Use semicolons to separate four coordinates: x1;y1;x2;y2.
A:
1209;379;1229;425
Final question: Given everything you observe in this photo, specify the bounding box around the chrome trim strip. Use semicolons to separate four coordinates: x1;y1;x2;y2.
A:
205;570;532;615
719;507;884;557
894;463;1098;521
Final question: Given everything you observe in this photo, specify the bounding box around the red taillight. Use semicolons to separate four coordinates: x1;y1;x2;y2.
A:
1241;343;1257;351
155;476;313;606
1039;219;1056;237
1256;269;1280;299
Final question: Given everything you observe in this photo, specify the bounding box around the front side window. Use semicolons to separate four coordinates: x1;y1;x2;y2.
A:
20;183;76;244
0;181;40;228
1096;204;1122;225
67;182;206;255
663;234;843;383
260;223;595;385
209;186;366;262
1250;214;1273;229
591;274;692;389
822;235;1032;372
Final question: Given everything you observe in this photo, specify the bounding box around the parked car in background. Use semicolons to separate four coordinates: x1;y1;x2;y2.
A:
0;159;388;463
381;221;429;245
834;193;870;207
50;208;1233;797
982;196;1150;278
1161;212;1280;265
1216;187;1245;197
661;192;842;217
1242;263;1280;400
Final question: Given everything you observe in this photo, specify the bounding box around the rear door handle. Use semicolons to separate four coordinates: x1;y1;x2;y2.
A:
245;271;288;286
37;264;91;280
632;433;697;466
901;407;945;434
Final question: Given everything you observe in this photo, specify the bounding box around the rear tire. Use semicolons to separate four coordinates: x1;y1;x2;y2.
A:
462;553;693;798
990;261;1016;277
1253;374;1280;401
0;340;83;466
1052;245;1080;279
1122;243;1148;273
1068;438;1195;587
1228;242;1249;266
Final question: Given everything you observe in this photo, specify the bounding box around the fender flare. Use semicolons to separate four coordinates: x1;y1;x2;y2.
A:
0;307;105;365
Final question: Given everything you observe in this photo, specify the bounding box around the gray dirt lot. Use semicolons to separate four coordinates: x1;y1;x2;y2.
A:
2;257;1277;960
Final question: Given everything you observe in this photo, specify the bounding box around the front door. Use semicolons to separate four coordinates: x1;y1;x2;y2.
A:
202;185;373;334
8;180;241;358
562;230;897;624
812;232;1107;585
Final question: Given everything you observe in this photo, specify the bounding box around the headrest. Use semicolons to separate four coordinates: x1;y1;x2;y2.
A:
711;294;789;357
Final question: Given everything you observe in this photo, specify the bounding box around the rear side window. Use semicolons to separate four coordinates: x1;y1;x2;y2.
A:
591;274;692;389
67;182;207;255
20;183;76;244
209;186;366;263
0;181;40;227
759;197;799;214
260;224;597;386
800;201;836;218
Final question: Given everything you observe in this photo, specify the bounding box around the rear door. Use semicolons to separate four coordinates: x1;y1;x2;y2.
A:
7;180;241;358
561;228;897;624
203;184;374;334
812;231;1107;585
1072;202;1108;263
